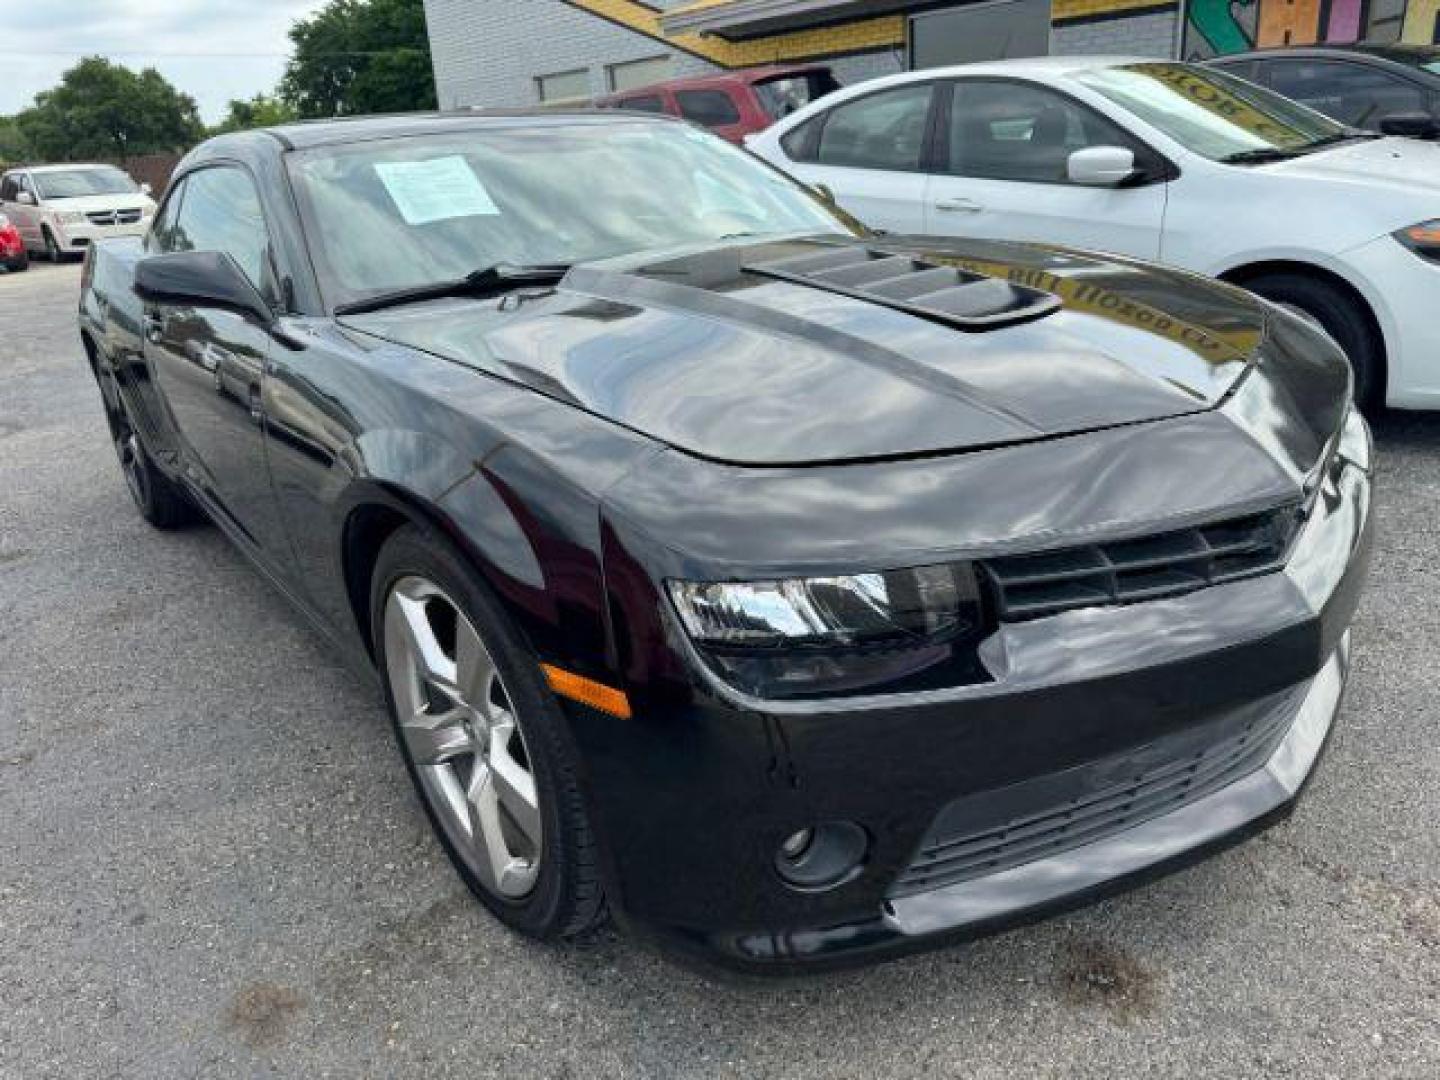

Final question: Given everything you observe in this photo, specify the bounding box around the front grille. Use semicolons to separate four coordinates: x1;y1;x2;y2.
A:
889;703;1295;898
86;209;143;226
980;505;1303;622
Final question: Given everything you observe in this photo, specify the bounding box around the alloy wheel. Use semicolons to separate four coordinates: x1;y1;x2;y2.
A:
383;575;543;899
112;408;148;509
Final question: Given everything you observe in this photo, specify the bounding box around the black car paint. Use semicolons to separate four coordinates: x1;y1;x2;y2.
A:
78;114;1370;971
1208;45;1440;136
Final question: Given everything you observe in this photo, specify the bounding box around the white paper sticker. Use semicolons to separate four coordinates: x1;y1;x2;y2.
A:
374;156;500;225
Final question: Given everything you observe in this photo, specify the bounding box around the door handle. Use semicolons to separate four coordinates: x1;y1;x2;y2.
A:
246;384;264;425
934;198;982;214
142;310;165;343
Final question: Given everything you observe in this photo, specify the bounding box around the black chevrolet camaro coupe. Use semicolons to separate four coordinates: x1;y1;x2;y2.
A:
78;111;1373;971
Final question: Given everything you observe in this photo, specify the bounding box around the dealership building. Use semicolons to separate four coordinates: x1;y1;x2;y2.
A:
423;1;1436;111
421;0;1187;110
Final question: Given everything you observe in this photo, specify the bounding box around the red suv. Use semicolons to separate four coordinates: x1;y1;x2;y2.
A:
597;64;840;143
0;213;27;273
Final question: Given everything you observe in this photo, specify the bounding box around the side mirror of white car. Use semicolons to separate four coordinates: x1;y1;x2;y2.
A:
1067;146;1136;187
140;182;153;196
15;191;35;206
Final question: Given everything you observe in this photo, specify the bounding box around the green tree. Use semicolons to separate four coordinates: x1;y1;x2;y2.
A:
280;0;437;119
212;94;298;135
15;58;204;161
0;115;29;162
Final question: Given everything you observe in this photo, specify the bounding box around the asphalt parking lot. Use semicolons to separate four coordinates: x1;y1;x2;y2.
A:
1;259;1437;1079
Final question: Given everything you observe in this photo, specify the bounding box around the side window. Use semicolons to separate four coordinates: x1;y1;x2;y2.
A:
0;175;15;202
813;83;934;171
675;89;742;128
146;182;186;254
1263;60;1426;129
172;167;274;298
948;80;1142;184
619;95;665;113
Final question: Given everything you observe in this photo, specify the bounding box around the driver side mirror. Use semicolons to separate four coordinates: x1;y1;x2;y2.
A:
15;191;35;206
1067;146;1138;187
1378;111;1439;139
135;251;274;327
140;181;154;196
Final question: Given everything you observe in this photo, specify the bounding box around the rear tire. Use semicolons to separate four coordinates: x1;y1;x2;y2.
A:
371;524;607;940
100;375;198;529
1244;271;1383;410
4;252;27;273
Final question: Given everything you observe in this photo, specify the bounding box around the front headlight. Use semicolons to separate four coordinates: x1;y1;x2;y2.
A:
668;565;991;698
1393;220;1440;263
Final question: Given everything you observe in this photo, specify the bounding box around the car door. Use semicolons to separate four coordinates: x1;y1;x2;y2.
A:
774;81;937;234
924;78;1169;260
142;164;292;566
1253;58;1430;131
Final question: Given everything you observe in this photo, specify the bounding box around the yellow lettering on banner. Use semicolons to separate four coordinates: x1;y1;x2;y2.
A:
940;256;1261;366
1137;64;1313;149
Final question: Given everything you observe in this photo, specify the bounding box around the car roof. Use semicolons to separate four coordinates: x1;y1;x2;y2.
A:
1210;43;1440;71
598;63;828;101
19;163;127;173
257;108;677;150
900;55;1154;80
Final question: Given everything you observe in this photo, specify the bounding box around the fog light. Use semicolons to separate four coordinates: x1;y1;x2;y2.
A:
774;821;868;890
780;828;814;859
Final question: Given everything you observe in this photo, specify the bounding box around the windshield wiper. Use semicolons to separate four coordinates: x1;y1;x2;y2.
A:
335;263;571;316
1219;147;1302;165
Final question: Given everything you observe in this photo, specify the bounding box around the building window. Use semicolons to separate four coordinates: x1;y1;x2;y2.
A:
536;69;591;106
607;55;672;93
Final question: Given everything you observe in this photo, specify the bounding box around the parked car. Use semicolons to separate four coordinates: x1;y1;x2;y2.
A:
0;164;156;262
596;64;840;142
749;56;1440;410
78;110;1371;971
1208;44;1440;138
0;213;26;272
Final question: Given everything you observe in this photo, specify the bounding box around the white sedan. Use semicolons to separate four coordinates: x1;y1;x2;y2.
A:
749;56;1440;409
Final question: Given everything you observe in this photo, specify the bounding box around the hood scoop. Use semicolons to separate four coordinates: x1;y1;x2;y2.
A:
744;244;1061;331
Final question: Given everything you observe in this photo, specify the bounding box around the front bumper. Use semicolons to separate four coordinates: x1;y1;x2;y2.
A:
572;446;1372;972
52;218;148;251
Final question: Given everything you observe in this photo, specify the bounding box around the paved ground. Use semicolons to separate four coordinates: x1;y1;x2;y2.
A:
1;260;1437;1079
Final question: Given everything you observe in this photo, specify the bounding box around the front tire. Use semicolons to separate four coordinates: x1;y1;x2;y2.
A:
42;227;63;263
1245;272;1383;410
371;525;606;940
4;252;27;273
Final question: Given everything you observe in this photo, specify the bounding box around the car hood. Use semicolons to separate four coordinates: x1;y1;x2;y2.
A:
1263;135;1440;195
42;193;154;214
342;236;1271;467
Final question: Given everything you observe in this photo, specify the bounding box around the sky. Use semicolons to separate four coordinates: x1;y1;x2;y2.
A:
1;0;330;123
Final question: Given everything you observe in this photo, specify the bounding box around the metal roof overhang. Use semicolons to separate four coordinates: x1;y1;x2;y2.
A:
662;0;922;41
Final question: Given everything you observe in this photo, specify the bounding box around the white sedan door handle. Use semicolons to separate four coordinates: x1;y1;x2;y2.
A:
935;198;982;214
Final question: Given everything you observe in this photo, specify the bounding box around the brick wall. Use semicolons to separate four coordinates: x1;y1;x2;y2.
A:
1052;11;1180;57
424;0;716;109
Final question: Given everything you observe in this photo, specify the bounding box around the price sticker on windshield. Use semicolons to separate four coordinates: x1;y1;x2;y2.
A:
374;156;500;225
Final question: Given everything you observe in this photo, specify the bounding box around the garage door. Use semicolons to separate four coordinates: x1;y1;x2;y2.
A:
909;0;1052;68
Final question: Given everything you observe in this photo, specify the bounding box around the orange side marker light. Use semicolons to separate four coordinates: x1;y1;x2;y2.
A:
541;664;633;719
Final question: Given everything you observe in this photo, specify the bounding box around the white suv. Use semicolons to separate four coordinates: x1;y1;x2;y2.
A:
749;57;1440;410
0;164;156;262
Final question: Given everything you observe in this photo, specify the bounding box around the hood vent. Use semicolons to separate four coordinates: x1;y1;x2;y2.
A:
744;244;1060;331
